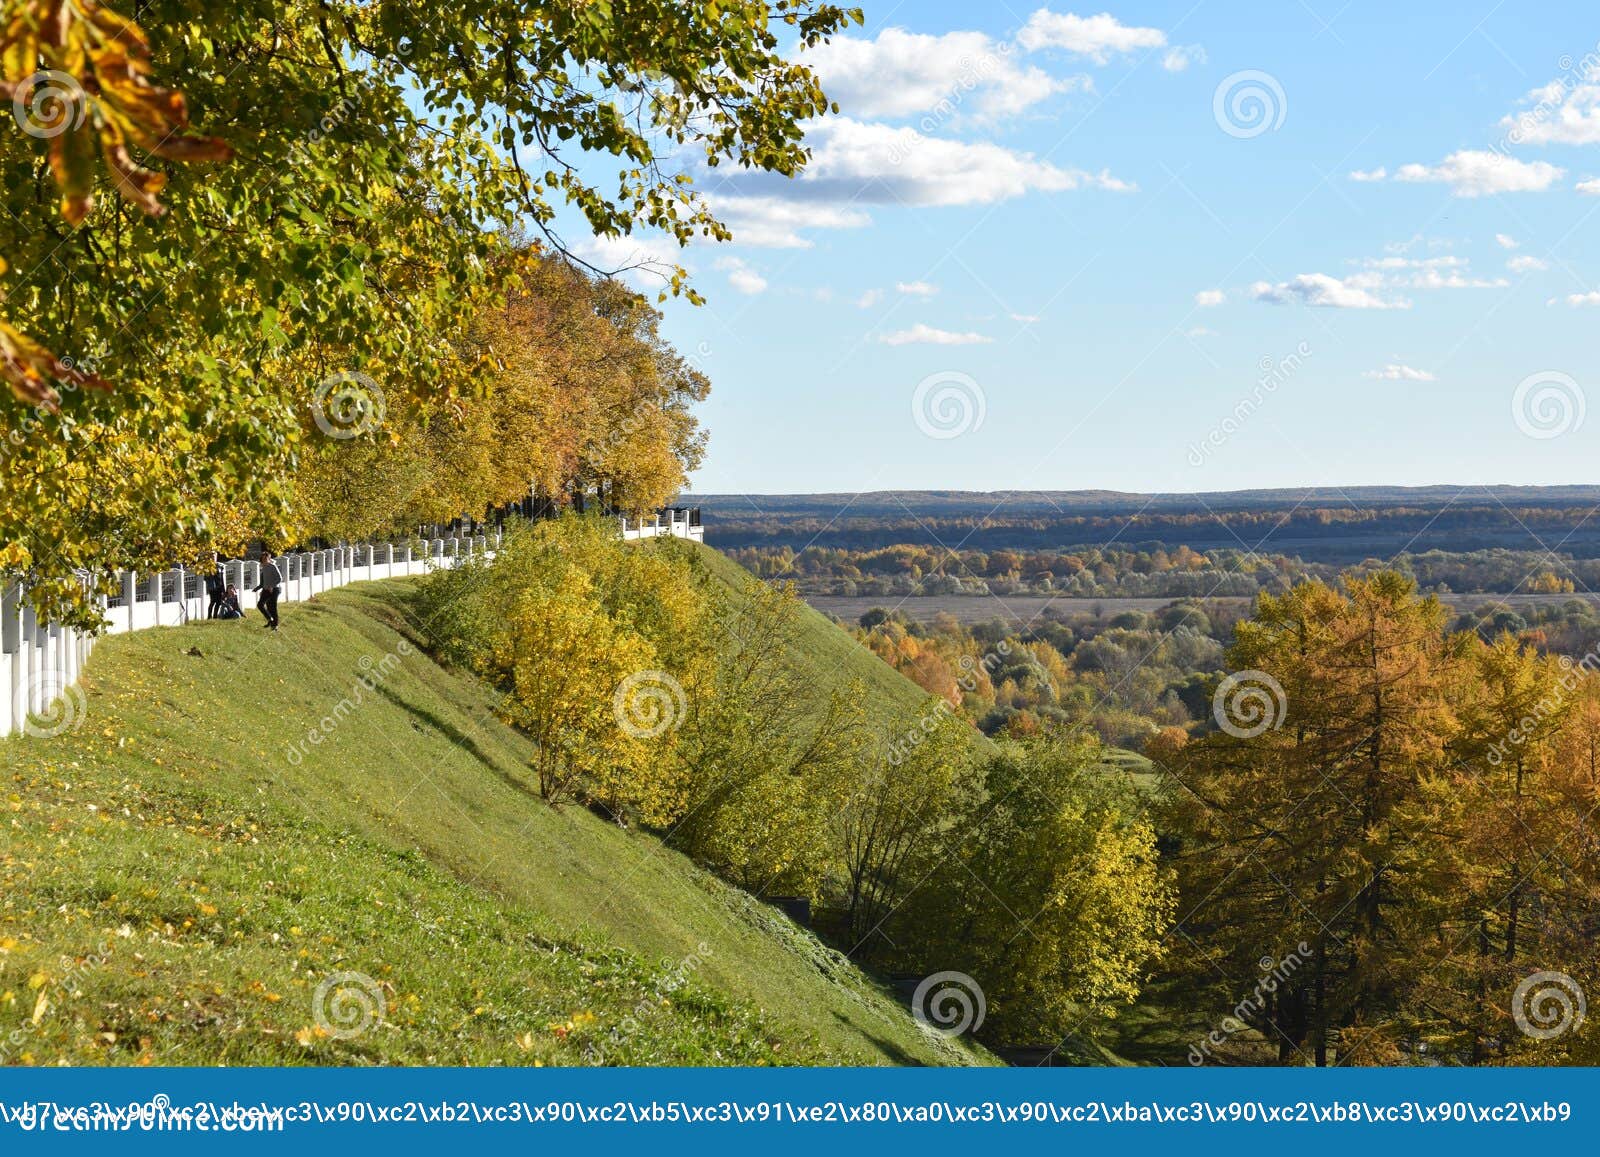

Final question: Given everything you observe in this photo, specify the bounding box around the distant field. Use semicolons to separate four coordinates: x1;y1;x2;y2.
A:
805;592;1600;625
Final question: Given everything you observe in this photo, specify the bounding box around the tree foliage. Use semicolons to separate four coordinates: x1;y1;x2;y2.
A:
1160;571;1600;1064
900;737;1173;1045
0;0;859;625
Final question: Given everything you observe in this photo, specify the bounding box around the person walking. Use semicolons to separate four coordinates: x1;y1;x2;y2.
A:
255;550;283;631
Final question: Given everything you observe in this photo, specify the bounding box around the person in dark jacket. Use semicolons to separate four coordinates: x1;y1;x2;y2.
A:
204;557;227;619
217;584;243;620
255;550;283;630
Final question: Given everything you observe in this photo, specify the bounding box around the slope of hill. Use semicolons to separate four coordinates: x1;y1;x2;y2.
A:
691;542;943;719
0;570;995;1067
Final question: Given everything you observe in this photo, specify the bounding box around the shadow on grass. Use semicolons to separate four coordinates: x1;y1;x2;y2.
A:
831;1012;926;1066
372;681;544;808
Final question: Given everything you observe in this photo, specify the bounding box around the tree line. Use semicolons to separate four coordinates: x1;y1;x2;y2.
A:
733;542;1591;601
705;507;1600;562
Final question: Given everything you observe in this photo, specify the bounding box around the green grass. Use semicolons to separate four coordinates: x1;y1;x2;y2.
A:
0;573;995;1067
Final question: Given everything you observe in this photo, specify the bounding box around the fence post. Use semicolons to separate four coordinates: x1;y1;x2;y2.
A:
48;621;65;695
1;583;19;737
21;604;40;716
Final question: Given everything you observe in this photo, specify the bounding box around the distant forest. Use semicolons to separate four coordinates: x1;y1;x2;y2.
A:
694;488;1600;596
691;487;1600;563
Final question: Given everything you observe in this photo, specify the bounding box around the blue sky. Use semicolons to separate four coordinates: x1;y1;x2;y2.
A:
591;2;1600;495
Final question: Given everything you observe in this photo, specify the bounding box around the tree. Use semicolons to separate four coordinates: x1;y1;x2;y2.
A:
1;0;859;623
836;707;977;957
1165;574;1459;1063
418;514;708;824
295;253;709;541
494;566;657;804
666;578;866;897
910;737;1173;1046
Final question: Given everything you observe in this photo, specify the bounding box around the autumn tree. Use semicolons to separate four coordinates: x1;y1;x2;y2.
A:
494;566;658;804
907;736;1173;1046
1;0;858;624
1165;574;1460;1063
836;707;978;957
417;514;707;824
296;253;709;542
665;578;867;896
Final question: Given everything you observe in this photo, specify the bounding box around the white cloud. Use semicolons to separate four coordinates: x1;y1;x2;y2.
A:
1579;178;1600;195
1351;254;1505;290
1394;150;1564;197
1011;312;1041;323
1018;10;1166;62
1508;255;1549;273
1348;167;1387;182
1363;363;1436;382
855;288;883;309
1407;268;1508;289
1194;288;1226;307
1564;292;1600;307
705;195;871;248
896;280;939;297
715;256;767;295
1251;273;1408;310
1496;233;1519;249
1161;44;1206;72
780;115;1133;206
799;27;1088;122
880;323;994;346
1500;83;1600;146
1184;326;1216;338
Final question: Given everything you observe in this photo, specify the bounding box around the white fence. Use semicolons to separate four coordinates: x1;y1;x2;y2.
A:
2;515;703;739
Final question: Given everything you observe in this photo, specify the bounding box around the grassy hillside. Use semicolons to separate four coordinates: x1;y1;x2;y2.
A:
0;569;995;1067
692;542;945;720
